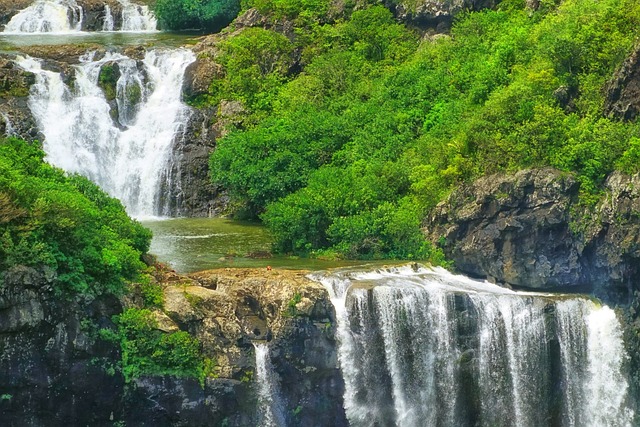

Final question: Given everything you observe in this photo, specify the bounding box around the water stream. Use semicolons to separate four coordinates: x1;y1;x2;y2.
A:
311;266;635;427
253;342;287;427
16;48;195;217
4;0;157;33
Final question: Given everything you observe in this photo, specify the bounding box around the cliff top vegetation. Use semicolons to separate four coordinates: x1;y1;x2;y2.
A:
205;0;640;260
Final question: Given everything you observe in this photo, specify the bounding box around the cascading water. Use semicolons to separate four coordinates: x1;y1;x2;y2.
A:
4;0;83;33
253;342;287;427
117;0;157;32
311;266;635;427
3;0;156;33
102;4;114;31
16;48;195;217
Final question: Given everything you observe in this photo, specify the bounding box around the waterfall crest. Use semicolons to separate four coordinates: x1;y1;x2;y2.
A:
253;342;287;427
312;266;635;427
16;49;195;217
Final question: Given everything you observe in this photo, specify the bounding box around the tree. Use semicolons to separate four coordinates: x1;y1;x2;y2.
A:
154;0;241;31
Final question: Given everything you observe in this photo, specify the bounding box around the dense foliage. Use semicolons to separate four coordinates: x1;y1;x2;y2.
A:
0;138;151;297
101;308;212;383
209;0;640;259
154;0;241;31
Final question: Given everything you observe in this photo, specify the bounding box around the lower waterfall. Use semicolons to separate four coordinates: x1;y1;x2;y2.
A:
253;342;287;427
311;266;635;427
16;48;195;217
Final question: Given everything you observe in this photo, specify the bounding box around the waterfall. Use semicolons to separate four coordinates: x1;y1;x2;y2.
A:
117;0;157;32
311;266;635;427
1;113;16;136
4;0;83;33
16;48;195;217
102;4;114;31
253;342;287;427
3;0;156;33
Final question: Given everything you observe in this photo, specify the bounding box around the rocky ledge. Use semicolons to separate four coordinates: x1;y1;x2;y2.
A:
425;168;640;304
0;266;346;426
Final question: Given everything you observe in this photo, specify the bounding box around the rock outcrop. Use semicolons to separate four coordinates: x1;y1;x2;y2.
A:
605;43;640;121
425;168;640;304
388;0;501;30
0;266;346;426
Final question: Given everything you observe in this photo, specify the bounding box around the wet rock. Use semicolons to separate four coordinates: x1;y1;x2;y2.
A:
425;168;640;304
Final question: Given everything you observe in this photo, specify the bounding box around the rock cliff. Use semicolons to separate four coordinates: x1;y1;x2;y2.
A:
0;266;346;426
425;168;640;304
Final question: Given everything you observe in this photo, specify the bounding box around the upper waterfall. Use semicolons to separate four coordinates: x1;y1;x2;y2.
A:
4;0;83;33
16;48;195;218
311;265;635;427
3;0;157;33
117;0;157;32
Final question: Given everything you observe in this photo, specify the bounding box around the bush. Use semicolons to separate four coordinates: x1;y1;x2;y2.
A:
106;308;208;383
0;138;151;297
154;0;241;31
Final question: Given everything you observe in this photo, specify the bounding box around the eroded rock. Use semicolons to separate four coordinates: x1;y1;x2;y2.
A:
425;168;640;304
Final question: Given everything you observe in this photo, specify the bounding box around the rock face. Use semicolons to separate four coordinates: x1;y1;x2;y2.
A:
388;0;500;29
425;168;640;304
605;43;640;120
0;265;126;426
0;266;346;426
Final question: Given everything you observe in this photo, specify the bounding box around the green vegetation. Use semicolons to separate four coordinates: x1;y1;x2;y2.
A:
208;0;640;260
154;0;241;31
0;138;151;297
102;308;214;384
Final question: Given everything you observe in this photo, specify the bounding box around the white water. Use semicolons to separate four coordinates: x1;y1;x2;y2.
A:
4;0;156;33
253;342;287;427
116;0;157;32
1;113;16;136
311;266;635;427
16;49;195;217
4;0;83;33
102;4;114;31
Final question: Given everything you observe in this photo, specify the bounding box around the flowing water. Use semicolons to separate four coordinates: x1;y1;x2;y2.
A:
16;48;195;217
117;0;157;32
311;266;635;427
3;0;157;33
4;0;83;34
253;342;287;427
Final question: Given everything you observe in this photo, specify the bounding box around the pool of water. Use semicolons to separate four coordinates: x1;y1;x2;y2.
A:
141;218;377;273
0;30;203;52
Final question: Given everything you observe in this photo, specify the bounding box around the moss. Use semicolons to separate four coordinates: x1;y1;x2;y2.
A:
98;65;118;101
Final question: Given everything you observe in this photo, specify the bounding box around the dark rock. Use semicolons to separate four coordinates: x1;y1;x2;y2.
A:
605;43;640;120
424;168;640;304
388;0;501;30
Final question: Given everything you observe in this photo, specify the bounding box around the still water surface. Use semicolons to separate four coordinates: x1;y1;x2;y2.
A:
142;218;374;273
